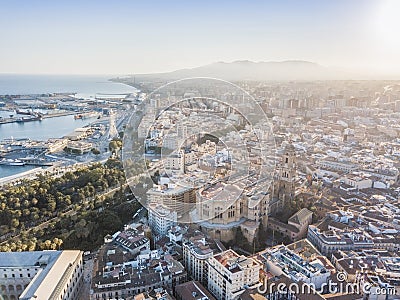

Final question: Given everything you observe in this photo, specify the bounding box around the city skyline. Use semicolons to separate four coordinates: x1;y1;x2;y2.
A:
1;2;400;299
1;0;400;76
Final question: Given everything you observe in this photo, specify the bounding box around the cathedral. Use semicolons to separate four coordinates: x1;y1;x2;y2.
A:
197;142;297;243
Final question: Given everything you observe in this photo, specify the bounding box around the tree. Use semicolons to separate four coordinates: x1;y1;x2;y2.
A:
254;222;266;252
91;148;100;155
109;139;122;154
27;239;37;251
43;239;52;250
234;227;250;250
53;237;63;250
0;162;126;252
10;218;19;229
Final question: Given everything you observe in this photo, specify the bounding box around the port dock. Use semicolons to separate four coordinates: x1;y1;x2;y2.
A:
0;111;77;124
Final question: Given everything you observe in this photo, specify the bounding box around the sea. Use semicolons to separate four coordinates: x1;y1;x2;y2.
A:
0;74;137;178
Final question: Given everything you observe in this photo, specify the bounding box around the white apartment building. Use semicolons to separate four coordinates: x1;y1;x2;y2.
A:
207;250;261;300
164;151;185;171
341;172;373;189
183;235;216;286
148;203;178;236
162;133;179;150
317;159;358;173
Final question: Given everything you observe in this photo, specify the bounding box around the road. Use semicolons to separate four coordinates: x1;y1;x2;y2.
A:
78;257;94;300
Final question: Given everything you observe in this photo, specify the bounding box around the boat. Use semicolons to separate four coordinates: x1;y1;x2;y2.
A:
16;115;43;123
20;157;54;166
16;109;33;115
9;160;25;166
0;159;25;166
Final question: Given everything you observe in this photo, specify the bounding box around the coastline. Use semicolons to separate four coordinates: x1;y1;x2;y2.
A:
0;74;139;181
0;166;45;186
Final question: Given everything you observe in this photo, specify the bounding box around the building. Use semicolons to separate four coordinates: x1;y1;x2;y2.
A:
0;250;83;300
307;225;375;255
167;225;184;244
341;172;373;190
238;276;361;300
287;208;313;238
133;289;174;300
268;208;313;242
270;143;297;213
182;231;222;286
260;245;330;289
175;281;216;300
164;150;185;172
307;213;400;255
196;178;271;243
148;204;178;236
147;184;196;221
113;228;150;255
65;141;93;154
207;249;261;300
330;249;400;298
316;159;358;173
91;246;186;300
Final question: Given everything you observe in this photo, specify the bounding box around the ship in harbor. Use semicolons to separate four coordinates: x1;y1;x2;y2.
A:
16;115;43;123
0;159;25;166
0;157;54;167
16;109;35;115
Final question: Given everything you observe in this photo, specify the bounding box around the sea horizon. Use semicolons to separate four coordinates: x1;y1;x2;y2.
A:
0;74;136;96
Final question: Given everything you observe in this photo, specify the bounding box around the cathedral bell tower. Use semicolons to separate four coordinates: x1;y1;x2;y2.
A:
275;142;296;210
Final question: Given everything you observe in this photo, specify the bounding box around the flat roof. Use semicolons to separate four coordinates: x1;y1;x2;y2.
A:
10;250;83;300
0;251;58;268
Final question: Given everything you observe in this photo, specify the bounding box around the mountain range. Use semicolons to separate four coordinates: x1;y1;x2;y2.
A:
125;60;356;82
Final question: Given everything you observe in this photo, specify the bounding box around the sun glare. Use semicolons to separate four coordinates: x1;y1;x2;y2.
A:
376;0;400;49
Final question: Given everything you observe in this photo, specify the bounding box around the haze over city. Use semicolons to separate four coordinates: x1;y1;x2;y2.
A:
1;2;400;300
1;0;400;77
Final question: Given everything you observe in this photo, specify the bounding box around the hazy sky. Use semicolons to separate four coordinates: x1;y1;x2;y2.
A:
1;0;399;75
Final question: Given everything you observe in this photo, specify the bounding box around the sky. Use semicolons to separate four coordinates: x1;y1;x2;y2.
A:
0;0;399;76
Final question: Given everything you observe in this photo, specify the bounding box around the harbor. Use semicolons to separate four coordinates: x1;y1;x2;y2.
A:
0;109;76;124
0;75;139;179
